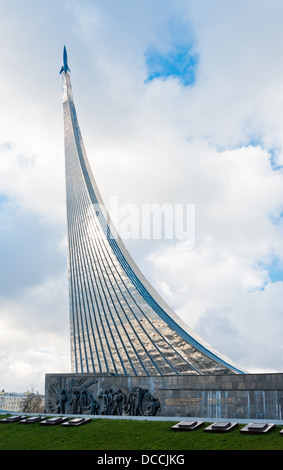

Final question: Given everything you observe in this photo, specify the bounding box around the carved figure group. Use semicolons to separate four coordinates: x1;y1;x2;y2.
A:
99;389;126;415
99;386;161;417
54;378;99;415
50;379;161;417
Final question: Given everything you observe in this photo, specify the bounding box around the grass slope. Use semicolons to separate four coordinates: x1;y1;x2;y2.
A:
0;416;283;450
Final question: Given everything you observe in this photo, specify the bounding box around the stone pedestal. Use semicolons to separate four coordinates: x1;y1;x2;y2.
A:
45;372;283;420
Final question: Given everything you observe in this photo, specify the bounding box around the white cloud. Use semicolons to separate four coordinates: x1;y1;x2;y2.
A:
0;274;70;393
143;141;283;371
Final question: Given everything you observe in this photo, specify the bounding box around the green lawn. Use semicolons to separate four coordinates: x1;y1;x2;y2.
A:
0;416;283;450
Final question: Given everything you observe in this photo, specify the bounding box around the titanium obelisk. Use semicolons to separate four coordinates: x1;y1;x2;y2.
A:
61;46;246;377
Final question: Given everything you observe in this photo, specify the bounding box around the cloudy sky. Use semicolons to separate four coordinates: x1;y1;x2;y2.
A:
1;0;283;393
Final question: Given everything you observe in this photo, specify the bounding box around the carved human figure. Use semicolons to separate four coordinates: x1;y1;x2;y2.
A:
81;389;88;410
126;391;136;416
118;390;126;415
133;387;146;416
150;397;161;416
88;393;100;415
111;390;120;415
101;390;110;414
107;389;113;414
56;388;67;414
69;389;81;414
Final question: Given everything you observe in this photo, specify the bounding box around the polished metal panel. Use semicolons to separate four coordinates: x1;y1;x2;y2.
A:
61;63;246;376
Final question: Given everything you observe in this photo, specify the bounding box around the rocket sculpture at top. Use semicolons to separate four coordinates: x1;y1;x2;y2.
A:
60;46;70;75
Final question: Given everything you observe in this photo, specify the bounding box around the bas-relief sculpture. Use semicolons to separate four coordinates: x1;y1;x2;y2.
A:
46;376;161;417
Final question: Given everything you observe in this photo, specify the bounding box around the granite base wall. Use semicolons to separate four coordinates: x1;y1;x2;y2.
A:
45;372;283;421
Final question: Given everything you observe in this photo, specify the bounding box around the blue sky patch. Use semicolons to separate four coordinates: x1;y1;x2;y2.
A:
145;45;199;87
0;194;9;206
268;148;283;171
266;257;283;283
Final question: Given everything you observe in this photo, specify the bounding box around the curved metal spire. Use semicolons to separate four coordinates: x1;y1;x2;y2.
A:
61;49;247;376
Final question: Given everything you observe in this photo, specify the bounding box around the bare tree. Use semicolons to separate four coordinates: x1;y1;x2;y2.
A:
21;387;45;413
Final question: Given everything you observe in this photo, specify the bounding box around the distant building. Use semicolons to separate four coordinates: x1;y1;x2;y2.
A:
0;390;44;413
